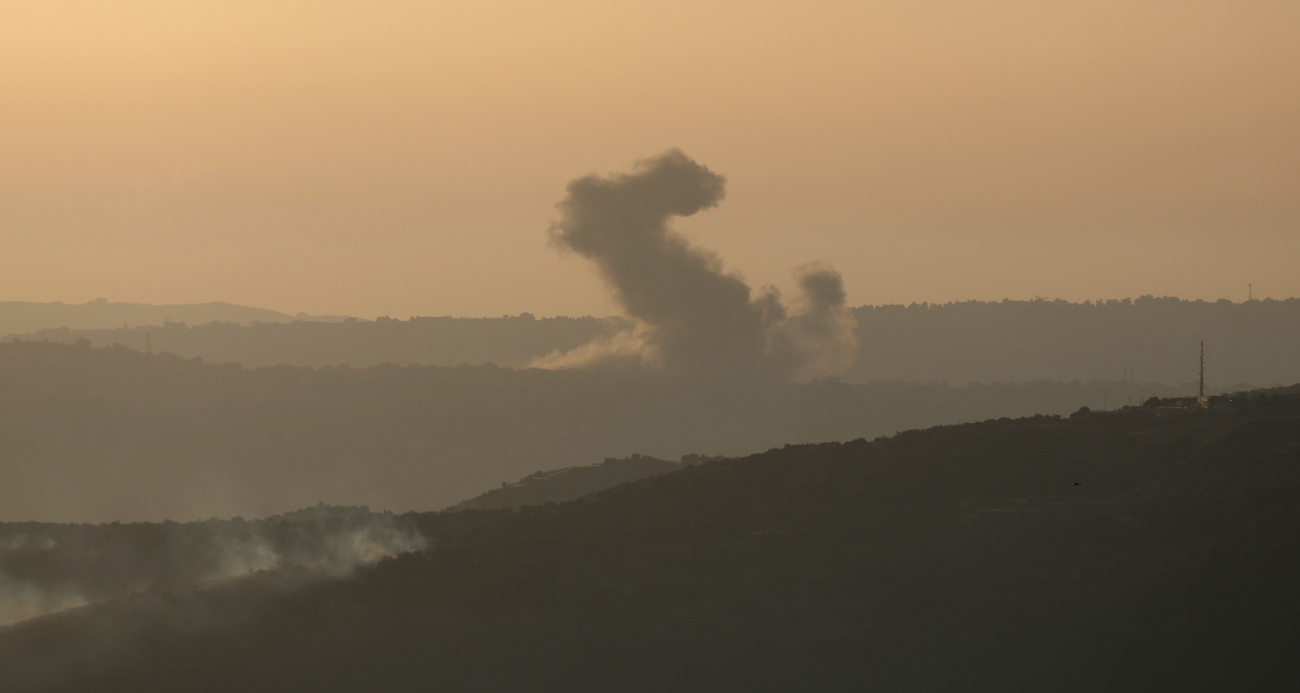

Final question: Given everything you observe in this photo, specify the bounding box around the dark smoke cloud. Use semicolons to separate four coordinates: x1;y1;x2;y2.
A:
533;150;856;380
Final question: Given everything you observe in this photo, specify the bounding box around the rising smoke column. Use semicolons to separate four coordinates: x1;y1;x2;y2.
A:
534;149;856;380
764;262;859;380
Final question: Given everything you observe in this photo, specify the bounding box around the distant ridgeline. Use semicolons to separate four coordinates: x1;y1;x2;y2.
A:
0;341;1201;523
8;296;1297;385
845;297;1300;386
0;298;347;336
10;312;627;370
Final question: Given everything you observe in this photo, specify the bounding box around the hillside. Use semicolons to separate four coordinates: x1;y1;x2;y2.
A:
11;296;1298;385
0;340;1196;523
0;394;1297;691
446;454;694;511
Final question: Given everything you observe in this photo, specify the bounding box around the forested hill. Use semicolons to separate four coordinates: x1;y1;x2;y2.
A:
0;340;1195;523
446;454;695;512
10;313;625;370
11;296;1297;386
846;296;1300;386
1;395;1297;691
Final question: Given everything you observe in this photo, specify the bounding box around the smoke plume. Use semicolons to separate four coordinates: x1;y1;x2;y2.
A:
0;509;426;627
532;150;856;380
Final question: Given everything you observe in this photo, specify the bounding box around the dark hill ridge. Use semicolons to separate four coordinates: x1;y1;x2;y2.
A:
1;396;1297;691
445;454;723;511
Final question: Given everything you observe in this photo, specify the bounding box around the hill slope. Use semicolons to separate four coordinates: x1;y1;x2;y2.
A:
1;397;1297;691
0;340;1195;522
446;454;693;511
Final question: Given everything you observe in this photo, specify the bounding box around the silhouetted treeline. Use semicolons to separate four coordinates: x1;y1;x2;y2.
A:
0;299;340;336
1;398;1296;691
446;454;694;512
11;296;1297;385
0;340;1198;523
846;296;1300;386
12;313;626;370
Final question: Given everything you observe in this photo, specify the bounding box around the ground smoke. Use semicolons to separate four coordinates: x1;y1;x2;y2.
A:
0;509;427;627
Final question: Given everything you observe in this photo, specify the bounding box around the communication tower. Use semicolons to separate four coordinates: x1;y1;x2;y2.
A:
1199;341;1205;398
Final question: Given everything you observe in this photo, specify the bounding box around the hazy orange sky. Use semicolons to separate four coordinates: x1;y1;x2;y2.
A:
3;0;1297;318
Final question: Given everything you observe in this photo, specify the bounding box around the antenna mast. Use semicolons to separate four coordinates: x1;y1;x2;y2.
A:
1198;341;1205;398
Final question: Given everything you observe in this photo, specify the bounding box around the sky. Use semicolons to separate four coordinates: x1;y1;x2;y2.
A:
2;0;1297;318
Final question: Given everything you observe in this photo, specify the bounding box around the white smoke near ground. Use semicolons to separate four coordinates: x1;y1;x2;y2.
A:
531;326;657;371
0;575;89;628
314;520;428;576
206;535;282;582
531;150;857;381
0;536;88;627
0;535;57;551
0;510;428;628
202;519;427;583
251;519;427;580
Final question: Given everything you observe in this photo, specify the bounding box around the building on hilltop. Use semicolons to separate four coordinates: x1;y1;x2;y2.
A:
1197;396;1238;413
